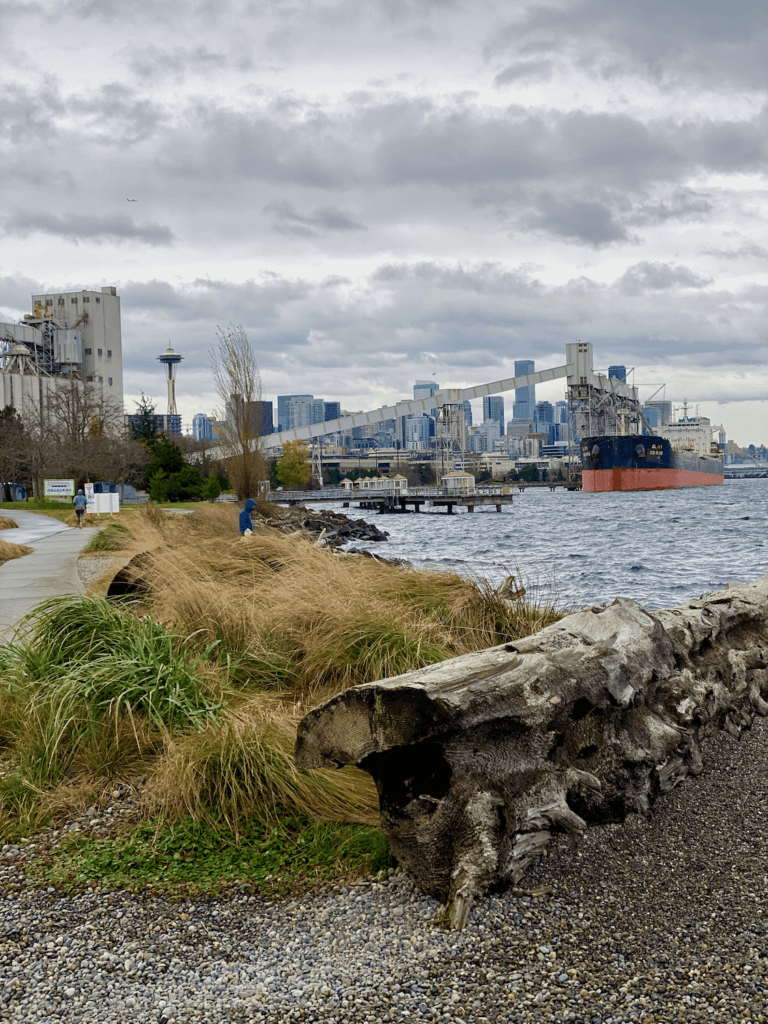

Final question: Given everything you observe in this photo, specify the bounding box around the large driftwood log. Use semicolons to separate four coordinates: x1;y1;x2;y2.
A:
295;576;768;927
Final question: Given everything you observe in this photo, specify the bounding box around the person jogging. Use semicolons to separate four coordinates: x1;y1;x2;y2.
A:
72;488;88;528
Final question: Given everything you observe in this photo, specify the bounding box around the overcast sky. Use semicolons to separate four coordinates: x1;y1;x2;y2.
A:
2;0;766;443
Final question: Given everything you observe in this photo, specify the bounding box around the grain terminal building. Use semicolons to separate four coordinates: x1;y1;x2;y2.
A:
1;287;124;422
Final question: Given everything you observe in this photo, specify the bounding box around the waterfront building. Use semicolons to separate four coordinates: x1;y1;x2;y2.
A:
285;395;316;430
643;406;662;434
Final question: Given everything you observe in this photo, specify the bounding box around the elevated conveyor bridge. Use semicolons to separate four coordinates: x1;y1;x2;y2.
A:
208;343;646;485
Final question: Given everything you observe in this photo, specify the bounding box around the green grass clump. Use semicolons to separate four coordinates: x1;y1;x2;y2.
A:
0;596;223;788
84;520;133;552
25;815;394;895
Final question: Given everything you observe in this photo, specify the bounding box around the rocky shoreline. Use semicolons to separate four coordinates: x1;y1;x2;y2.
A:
2;715;768;1022
253;503;390;548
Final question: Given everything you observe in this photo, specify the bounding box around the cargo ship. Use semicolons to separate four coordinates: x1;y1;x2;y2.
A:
581;422;724;492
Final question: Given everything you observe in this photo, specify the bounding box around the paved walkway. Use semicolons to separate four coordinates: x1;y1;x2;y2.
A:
0;510;98;639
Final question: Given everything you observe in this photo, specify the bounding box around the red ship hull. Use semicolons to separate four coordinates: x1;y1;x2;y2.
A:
583;467;724;492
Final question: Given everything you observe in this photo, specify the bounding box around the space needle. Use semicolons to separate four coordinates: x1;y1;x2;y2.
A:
157;345;183;416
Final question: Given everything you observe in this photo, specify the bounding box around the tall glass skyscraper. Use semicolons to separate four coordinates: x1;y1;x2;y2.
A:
413;380;439;403
483;395;505;431
277;394;312;432
513;360;535;419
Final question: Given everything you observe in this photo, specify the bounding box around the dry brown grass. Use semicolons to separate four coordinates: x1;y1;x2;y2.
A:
146;695;378;830
0;538;34;563
0;501;558;831
135;503;559;696
0;517;18;530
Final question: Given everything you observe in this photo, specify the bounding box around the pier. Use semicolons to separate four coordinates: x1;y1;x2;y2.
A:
270;485;516;513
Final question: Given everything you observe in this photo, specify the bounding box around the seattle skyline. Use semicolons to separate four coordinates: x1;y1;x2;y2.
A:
1;0;766;445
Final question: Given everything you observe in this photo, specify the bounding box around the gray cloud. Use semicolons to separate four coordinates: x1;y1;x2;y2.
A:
3;211;176;246
2;0;767;441
110;260;767;389
520;194;627;246
265;200;367;237
702;242;768;261
158;106;359;189
494;59;553;86
69;83;165;145
618;262;713;296
630;189;714;226
489;0;768;88
129;45;250;81
1;80;64;144
2;160;77;193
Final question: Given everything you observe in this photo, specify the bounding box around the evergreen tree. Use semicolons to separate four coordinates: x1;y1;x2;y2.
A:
131;393;159;442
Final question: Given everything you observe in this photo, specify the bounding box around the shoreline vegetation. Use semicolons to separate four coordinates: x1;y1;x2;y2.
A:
0;517;33;567
0;502;560;899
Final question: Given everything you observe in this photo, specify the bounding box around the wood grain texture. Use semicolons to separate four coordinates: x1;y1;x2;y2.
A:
295;576;768;928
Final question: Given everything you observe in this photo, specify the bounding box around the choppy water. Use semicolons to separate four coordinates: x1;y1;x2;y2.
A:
310;478;768;611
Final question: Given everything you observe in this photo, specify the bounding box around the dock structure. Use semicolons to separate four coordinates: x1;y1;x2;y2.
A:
269;486;515;514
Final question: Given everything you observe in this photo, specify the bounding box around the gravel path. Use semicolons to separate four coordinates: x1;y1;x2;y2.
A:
3;715;768;1023
76;557;130;589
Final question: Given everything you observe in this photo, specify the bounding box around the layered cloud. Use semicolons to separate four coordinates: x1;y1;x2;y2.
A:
1;0;766;439
4;211;176;246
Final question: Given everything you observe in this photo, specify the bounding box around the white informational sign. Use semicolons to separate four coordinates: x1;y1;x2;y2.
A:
44;479;75;497
84;483;96;513
94;493;120;514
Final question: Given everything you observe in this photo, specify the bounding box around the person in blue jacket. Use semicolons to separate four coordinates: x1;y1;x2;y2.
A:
239;498;257;535
72;488;88;528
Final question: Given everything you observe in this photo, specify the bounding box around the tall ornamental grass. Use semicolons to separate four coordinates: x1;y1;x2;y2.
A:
148;697;378;831
0;503;559;834
142;503;558;696
0;597;223;788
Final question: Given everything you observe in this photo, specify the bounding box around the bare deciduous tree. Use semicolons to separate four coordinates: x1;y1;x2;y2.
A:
44;374;127;484
9;375;144;497
209;324;266;500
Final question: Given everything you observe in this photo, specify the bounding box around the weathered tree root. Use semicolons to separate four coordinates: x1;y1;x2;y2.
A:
295;576;768;928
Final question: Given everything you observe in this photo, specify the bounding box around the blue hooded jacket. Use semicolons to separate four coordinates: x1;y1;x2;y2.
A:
239;499;256;534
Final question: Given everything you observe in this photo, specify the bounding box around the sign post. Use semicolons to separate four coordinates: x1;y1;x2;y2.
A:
44;479;75;498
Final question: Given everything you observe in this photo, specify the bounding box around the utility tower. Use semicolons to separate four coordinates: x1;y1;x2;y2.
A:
157;346;183;415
